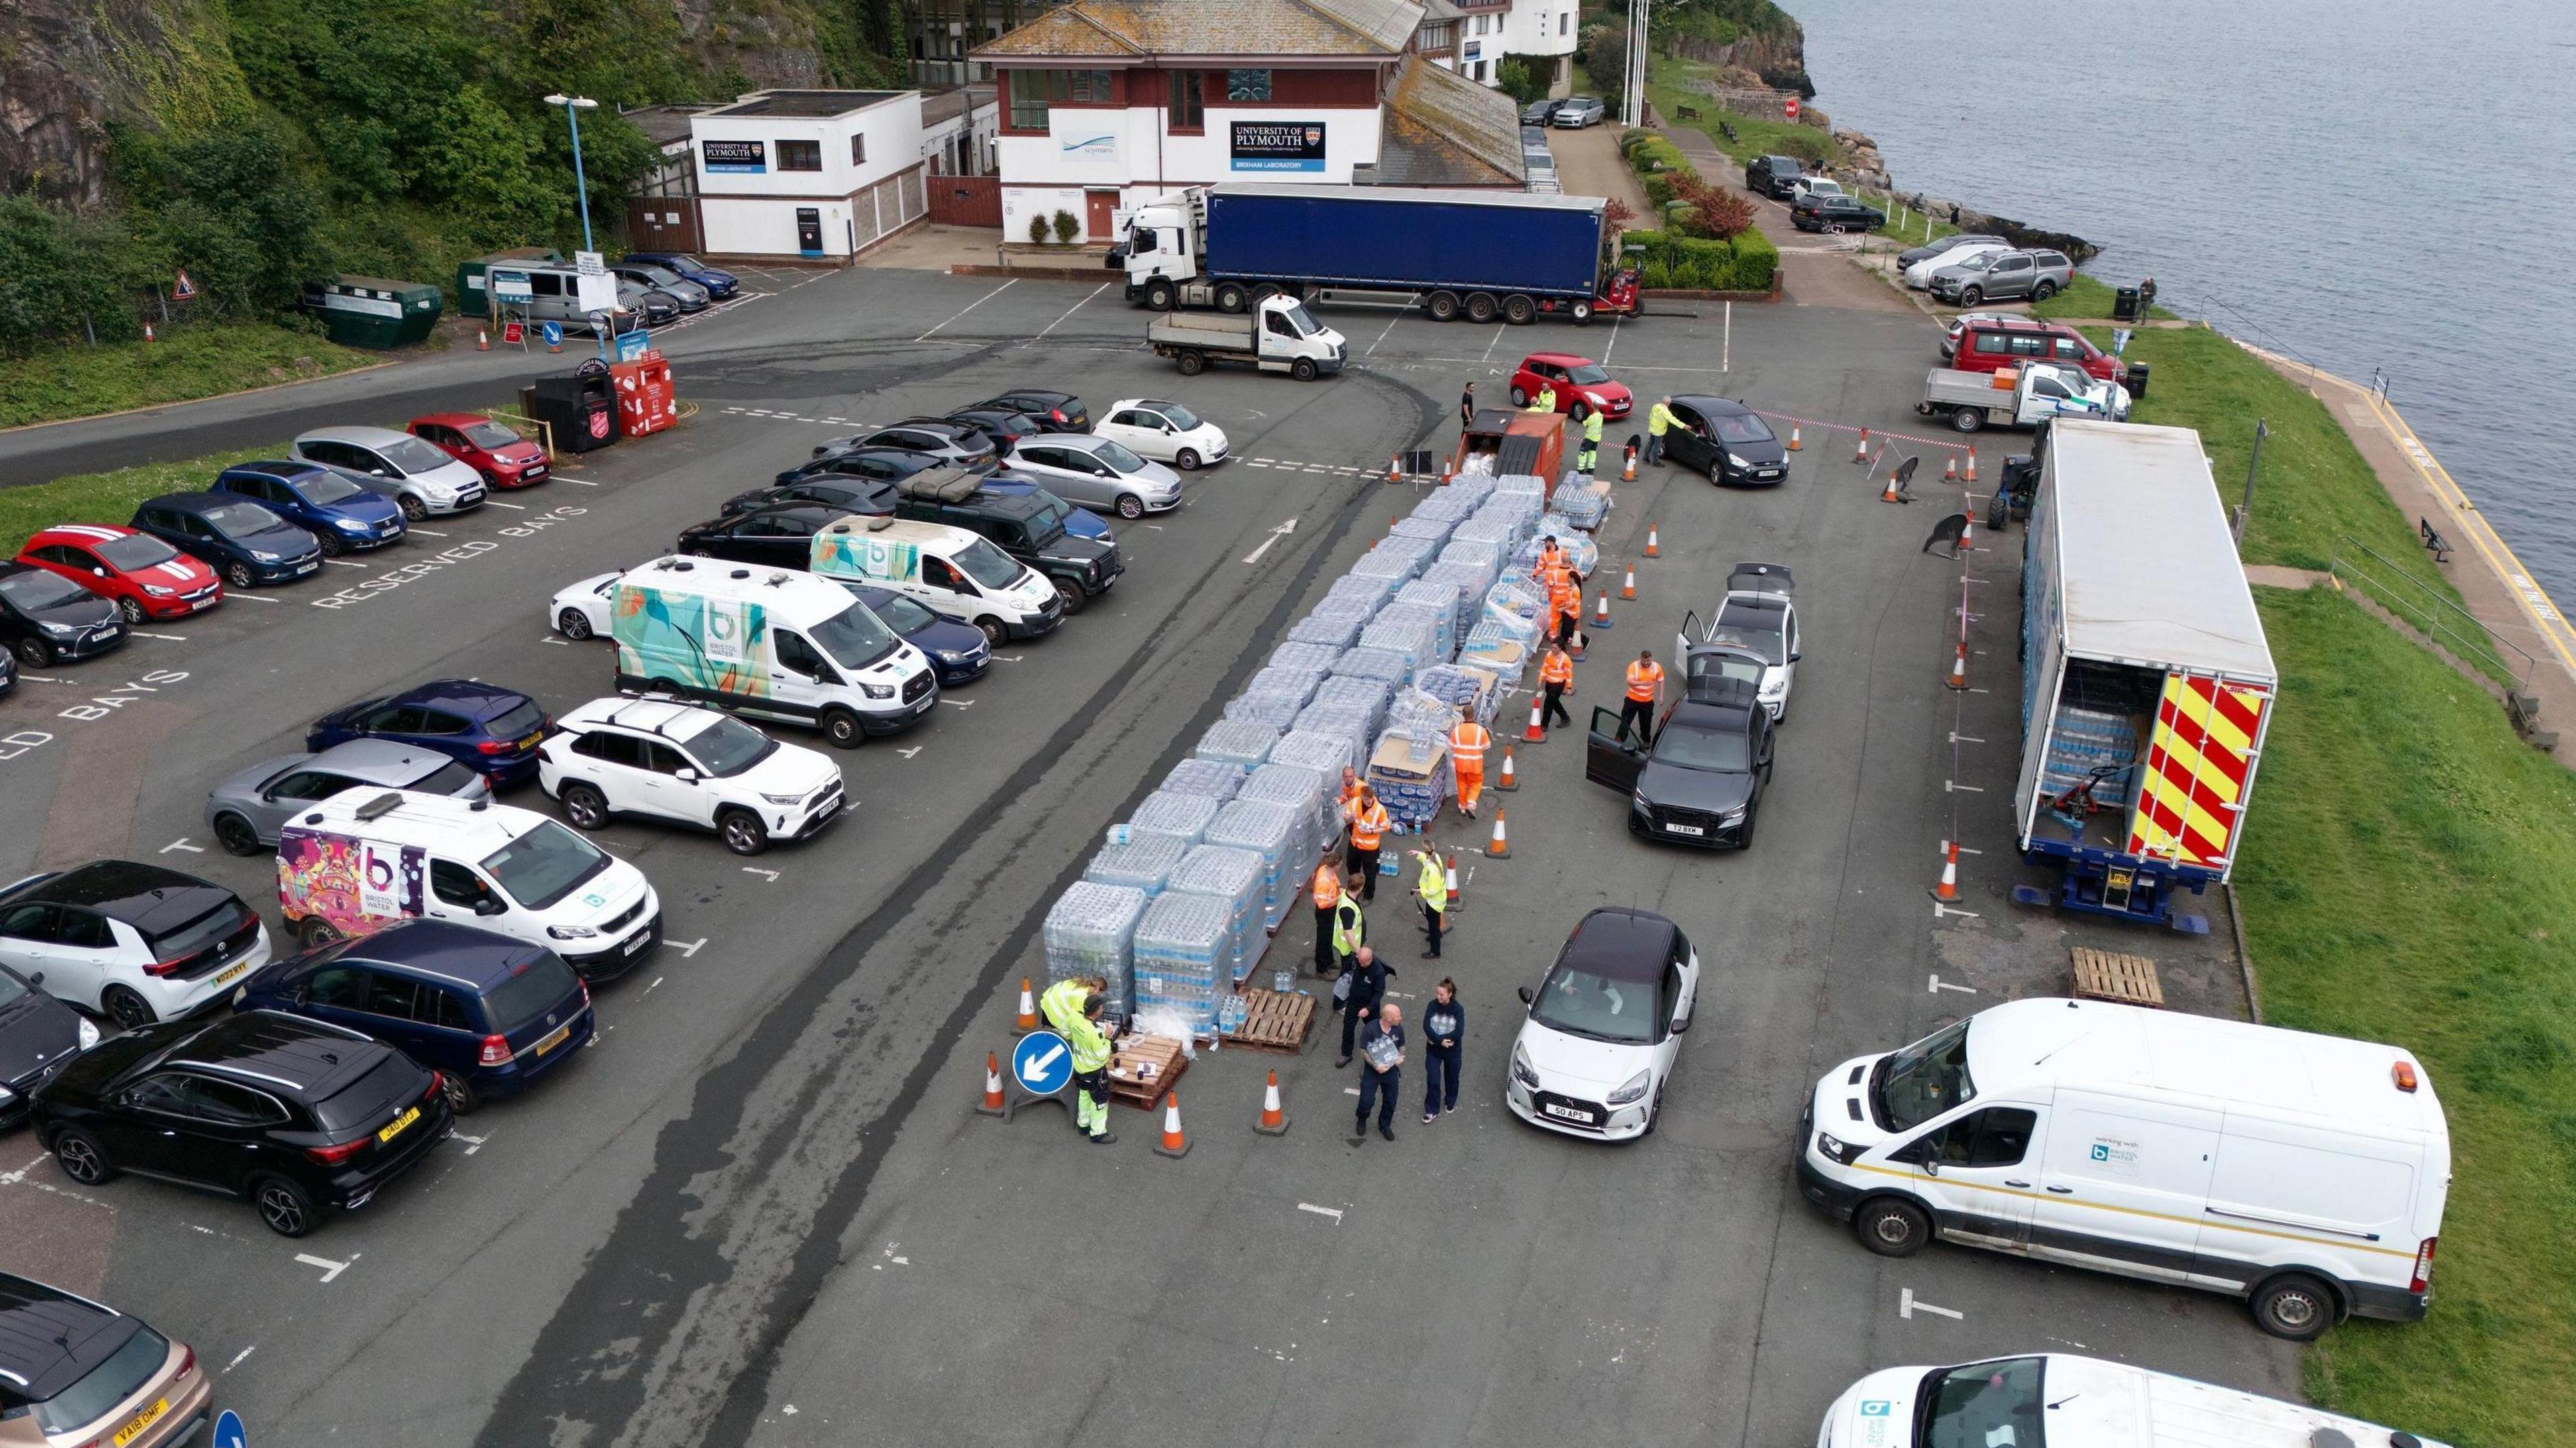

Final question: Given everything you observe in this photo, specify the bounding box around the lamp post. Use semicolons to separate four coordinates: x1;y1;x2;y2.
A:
543;93;604;359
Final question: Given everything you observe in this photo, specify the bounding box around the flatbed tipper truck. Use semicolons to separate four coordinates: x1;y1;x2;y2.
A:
1146;294;1347;380
2012;419;2276;930
1919;361;2129;433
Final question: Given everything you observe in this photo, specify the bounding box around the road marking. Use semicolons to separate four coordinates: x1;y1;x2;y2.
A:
484;500;527;510
1602;313;1624;366
325;560;365;571
409;528;449;537
231;592;280;602
295;1253;352;1283
1242;516;1299;565
222;1345;255;1374
1297;1203;1345;1223
1481;325;1506;365
1929;974;1977;995
453;1132;488;1156
15;673;64;683
1030;281;1112;342
1900;1287;1963;1321
993;655;1022;663
1365;310;1405;357
568;478;598;486
1932;902;1981;921
543;636;570;647
917;278;1017;341
1945;780;1984;792
1342;1087;1360;1096
159;838;205;854
671;937;708;958
1948;732;1984;744
131;631;186;641
941;698;975;708
743;867;780;882
898;746;923;758
1955;846;1984;855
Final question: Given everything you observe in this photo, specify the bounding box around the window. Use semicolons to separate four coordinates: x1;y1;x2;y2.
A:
1008;69;1112;128
530;272;564;297
303;965;368;1009
641;742;690;775
849;133;867;166
574;730;645;768
426;987;476;1031
2053;338;2091;361
268;770;352;802
1908;1107;2038;1168
777;140;822;172
1169;70;1203;130
54;909;112;950
190;1078;286;1126
1560;12;1568;32
364;970;423;1019
0;903;58;942
415;709;472;736
923;557;967;591
431;859;493;909
775;630;833;681
1226;68;1272;102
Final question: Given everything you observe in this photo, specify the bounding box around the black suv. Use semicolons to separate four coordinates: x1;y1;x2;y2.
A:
1745;155;1805;199
1582;676;1774;848
1790;194;1888;233
32;1009;453;1236
890;467;1122;612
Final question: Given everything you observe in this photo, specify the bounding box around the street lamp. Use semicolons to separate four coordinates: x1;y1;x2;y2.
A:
543;94;601;252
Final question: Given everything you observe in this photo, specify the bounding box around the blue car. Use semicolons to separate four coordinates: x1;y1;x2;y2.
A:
980;474;1114;543
130;492;323;590
214;460;408;556
621;251;739;300
846;583;991;685
307;679;551;787
235;918;594;1113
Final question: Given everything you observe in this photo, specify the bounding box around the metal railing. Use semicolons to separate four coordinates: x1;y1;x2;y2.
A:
2328;533;2534;690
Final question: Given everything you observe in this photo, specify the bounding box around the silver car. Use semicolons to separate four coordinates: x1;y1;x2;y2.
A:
609;262;710;312
1927;248;2076;307
1002;435;1183;519
1551;97;1607;128
290;425;487;520
205;738;491;854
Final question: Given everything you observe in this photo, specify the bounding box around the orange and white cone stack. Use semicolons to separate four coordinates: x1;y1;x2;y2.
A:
1644;523;1661;558
1853;427;1871;465
1621;447;1638;482
1787;425;1803;451
1882;469;1905;504
1014;977;1039;1033
1487;808;1511;858
1254;1070;1289;1135
1964;448;1978;484
1445;852;1462;909
1495;745;1519;791
1523;697;1547;742
1155;1090;1191;1158
1943;453;1957;482
977;1052;1007;1117
1387;455;1401;484
1619;565;1637;600
1959;510;1974;549
1945;641;1970;690
477;329;491;352
1593;592;1614;630
1931;840;1962;902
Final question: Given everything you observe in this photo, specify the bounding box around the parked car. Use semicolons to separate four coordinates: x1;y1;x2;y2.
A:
816;421;997;468
305;679;551;787
1660;397;1788;486
205;738;492;855
1505;907;1702;1140
1817;1355;2453;1448
975;475;1116;542
548;570;621;641
0;561;125;669
844;583;994;686
678;502;860;569
0;1272;212;1446
128;493;322;590
409;413;551;488
619;251;739;299
13;524;221;623
1092;397;1230;471
0;963;99;1131
1928;247;2075;306
236;919;593;1113
1509;352;1633;422
942;407;1054;449
1939;309;2020;358
1904;241;2009;290
0;861;272;1029
617;278;680;327
213;459;408;554
963;389;1088;432
726;476;898;520
1897;232;2007;276
1790;194;1888;233
1583;675;1774;848
773;445;945;492
1684;563;1800;719
1520;124;1550;150
540;697;845;855
888;469;1122;612
1520;99;1566;127
607;261;708;312
0;647;13;700
1745;155;1805;199
1788;176;1845;204
1951;316;2127;385
290;425;488;520
1550;97;1607;128
32;1008;452;1235
1003;435;1183;518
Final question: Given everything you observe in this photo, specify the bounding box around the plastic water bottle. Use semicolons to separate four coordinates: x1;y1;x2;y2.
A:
1274;966;1295;994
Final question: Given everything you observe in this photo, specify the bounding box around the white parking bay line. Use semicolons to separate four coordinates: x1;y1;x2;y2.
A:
916;278;1017;341
229;592;279;602
131;631;186;641
1297;1203;1344;1223
1029;281;1112;343
1365;310;1405;357
294;1253;354;1283
484;500;527;510
409;528;449;538
160;838;205;854
670;937;708;958
1899;1287;1963;1321
327;559;368;569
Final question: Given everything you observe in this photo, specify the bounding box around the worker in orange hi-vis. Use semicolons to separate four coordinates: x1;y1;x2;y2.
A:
1538;643;1576;730
1448;704;1493;819
1531;535;1564;587
1619;649;1666;747
1548;571;1582;652
1336;765;1364;852
1348;786;1391;902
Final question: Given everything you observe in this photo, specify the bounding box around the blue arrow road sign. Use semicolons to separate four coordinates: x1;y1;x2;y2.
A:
214;1408;248;1448
1011;1029;1074;1096
541;320;564;347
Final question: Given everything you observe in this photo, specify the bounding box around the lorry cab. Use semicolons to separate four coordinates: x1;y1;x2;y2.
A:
809;515;1063;647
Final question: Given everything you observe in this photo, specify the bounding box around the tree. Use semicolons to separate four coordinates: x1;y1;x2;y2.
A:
1495;58;1548;107
1691;189;1757;240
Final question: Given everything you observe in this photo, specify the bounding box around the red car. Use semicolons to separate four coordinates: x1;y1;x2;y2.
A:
409;412;551;488
1508;353;1635;423
15;523;221;622
1949;317;2127;386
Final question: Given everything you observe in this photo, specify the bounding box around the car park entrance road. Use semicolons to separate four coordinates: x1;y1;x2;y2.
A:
0;272;2300;1445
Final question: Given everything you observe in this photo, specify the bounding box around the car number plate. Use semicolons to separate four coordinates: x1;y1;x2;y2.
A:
112;1398;169;1446
621;930;649;955
533;1021;573;1056
515;732;543;750
1542;1103;1598;1124
378;1105;421;1144
213;960;251;986
297;560;319;575
1665;822;1705;836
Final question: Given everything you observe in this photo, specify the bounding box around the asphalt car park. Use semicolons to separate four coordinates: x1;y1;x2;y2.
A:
0;266;2304;1445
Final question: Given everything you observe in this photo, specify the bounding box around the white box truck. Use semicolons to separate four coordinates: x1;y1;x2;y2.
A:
2011;420;2276;931
1797;997;2450;1340
1817;1353;2451;1448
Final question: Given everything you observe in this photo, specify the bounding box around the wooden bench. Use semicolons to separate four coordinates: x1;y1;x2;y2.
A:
1674;105;1702;121
2419;516;2453;563
2070;947;2164;1008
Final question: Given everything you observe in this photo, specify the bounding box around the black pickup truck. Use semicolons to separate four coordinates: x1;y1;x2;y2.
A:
890;467;1122;613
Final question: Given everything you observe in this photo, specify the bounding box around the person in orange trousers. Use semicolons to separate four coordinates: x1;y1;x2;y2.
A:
1448;704;1492;819
1538;643;1575;730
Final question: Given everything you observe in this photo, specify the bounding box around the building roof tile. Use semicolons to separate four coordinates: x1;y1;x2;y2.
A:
975;0;1425;60
1364;55;1524;186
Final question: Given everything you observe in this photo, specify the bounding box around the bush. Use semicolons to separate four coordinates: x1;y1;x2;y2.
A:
1052;210;1080;244
1690;188;1758;240
1495;57;1549;107
1625;228;1776;292
1028;214;1051;244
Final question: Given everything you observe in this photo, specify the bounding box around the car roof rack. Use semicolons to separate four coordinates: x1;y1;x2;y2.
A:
893;465;991;504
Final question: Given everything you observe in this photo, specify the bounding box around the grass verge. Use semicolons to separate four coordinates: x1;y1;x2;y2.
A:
0;446;285;556
0;323;381;431
2237;582;2576;1447
2033;274;2178;322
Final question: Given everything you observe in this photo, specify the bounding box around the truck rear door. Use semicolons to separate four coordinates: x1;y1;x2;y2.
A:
2124;671;2270;876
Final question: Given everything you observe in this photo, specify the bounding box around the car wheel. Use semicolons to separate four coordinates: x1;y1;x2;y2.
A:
973;616;1008;649
1426;290;1460;322
561;782;610;830
1173;449;1200;471
442;1072;482;1115
315;531;345;558
1214;283;1248;314
212;812;263;856
1503;294;1536;325
557;608;593;641
117;597;145;625
1960;286;1984;307
1952;408;1984;434
399;494;428;522
822;708;865;750
51;1127;115;1185
13;636;54;669
1569;401;1591;423
252;1174;319;1238
1053;577;1087;615
300;916;340;949
1176;349;1206;377
225;561;256;590
1143;280;1176;311
2250;1273;2339;1341
1116;493;1146;519
2032;280;2058;301
102;985;157;1032
1291;358;1318;382
719;808;770;856
1854;1196;1931;1257
1509;385;1529;407
1464;292;1499;324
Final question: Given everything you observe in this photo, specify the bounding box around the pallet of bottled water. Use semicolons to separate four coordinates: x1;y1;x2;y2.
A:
1323;572;1395;620
1160;757;1245;802
1311;673;1397;734
1240;761;1331;865
1043;881;1147;1017
1127;789;1222;848
1269;639;1342;676
1393;579;1464;660
1415;663;1499;726
1204;798;1302;931
1288;596;1372;649
1167;843;1267;984
1085;831;1189;897
1130;891;1232;1036
1195;718;1280;769
1271;727;1364;787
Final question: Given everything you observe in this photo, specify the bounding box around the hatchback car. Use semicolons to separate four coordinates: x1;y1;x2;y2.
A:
0;862;272;1029
540;697;845;855
608;261;709;311
619;251;739;298
772;445;945;492
821;420;998;469
0;561;125;668
678;503;858;569
235;919;594;1113
32;1008;451;1235
844;583;993;685
727;476;898;519
0;964;98;1131
306;679;551;787
1551;97;1607;127
965;389;1088;432
1004;435;1183;518
1790;194;1887;233
549;569;621;641
291;426;488;520
617;278;680;327
1660;397;1788;486
1521;99;1566;126
0;1273;212;1448
1507;908;1701;1140
205;738;492;854
1093;398;1229;471
129;493;323;590
213;459;408;554
409;413;551;488
943;407;1053;449
14;524;221;623
1928;247;2075;306
1583;676;1774;848
1509;353;1633;422
1689;563;1801;719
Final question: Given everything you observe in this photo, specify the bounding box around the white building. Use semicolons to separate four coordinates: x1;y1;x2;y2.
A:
686;91;930;260
1454;0;1574;92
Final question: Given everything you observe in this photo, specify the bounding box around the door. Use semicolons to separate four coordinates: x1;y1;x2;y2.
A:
1084;190;1118;241
915;555;985;623
0;903;70;997
637;740;713;824
767;629;841;722
427;858;507;926
256;768;360;840
109;1072;237;1186
1664;402;1711;471
1258;307;1301;369
353;968;441;1065
1990;254;2035;299
297;962;385;1040
1584;705;1646;793
36;907;117;1008
2029;1091;2222;1280
1887;1104;2047;1249
570;730;654;814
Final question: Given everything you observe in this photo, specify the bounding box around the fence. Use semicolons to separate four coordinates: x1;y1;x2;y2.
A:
2328;533;2534;691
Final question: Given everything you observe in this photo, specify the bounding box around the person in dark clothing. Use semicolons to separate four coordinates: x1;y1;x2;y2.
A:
1460;381;1476;427
1354;1002;1405;1142
1421;979;1464;1123
1335;946;1390;1068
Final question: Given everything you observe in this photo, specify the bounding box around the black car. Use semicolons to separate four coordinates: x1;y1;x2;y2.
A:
888;467;1121;612
0;963;96;1130
1521;98;1565;127
0;646;14;699
1584;677;1774;848
1896;232;2008;272
771;445;947;491
1745;155;1805;199
942;407;1053;449
32;1009;453;1236
724;477;900;518
966;389;1088;432
1791;194;1888;233
129;492;324;590
678;503;859;569
1662;396;1788;486
819;420;995;469
0;560;125;669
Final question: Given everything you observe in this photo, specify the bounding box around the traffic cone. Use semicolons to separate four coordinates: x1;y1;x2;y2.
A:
1965;448;1978;484
1496;745;1519;790
1945;641;1969;690
1644;523;1660;558
1155;1089;1191;1158
1932;840;1961;902
476;329;490;352
1619;565;1636;600
1960;511;1974;549
1593;592;1613;630
1524;697;1547;742
1445;852;1462;908
1621;445;1638;482
1255;1070;1289;1135
1487;807;1511;858
1787;426;1803;451
977;1052;1006;1117
144;323;156;343
1882;469;1904;504
1014;977;1038;1033
1387;454;1401;484
1943;453;1957;482
1853;427;1871;464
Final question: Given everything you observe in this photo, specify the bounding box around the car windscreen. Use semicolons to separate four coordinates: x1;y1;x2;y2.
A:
484;700;545;739
660;255;707;271
683;714;778;777
484;950;583;1032
1566;364;1611;385
1155;403;1203;430
313;1052;423;1132
1283;302;1322;335
0;570;93;612
1653;720;1750;773
1025;496;1072;540
203;502;286;541
378;437;455;475
809;599;900;673
957;539;1023;590
145;897;252;964
1714;618;1783;663
873;592;938;633
296;470;369;505
1713;412;1772;444
481;820;612;911
30;1323;165;1436
1530;964;1659;1044
1875;1017;1976;1131
1917;1356;2044;1448
94;533;180;571
417;760;484;795
464;421;523;449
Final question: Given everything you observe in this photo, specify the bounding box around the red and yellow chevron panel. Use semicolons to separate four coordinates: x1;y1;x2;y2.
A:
2127;674;2268;869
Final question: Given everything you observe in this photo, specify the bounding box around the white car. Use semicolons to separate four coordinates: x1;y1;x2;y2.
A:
1817;1354;2455;1448
540;698;845;856
1003;435;1184;519
1904;241;2008;291
549;569;620;639
0;862;274;1029
290;425;487;520
1788;176;1845;204
1507;907;1701;1141
1092;398;1230;471
1681;563;1799;721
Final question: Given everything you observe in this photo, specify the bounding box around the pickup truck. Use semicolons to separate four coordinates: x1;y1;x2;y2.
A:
1146;296;1346;380
1917;362;2129;434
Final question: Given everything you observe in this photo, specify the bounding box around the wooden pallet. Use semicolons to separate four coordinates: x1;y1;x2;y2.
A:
1106;1034;1189;1111
1224;988;1318;1054
2071;948;2164;1008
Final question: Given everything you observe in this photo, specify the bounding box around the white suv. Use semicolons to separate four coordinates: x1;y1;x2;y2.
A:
0;862;274;1029
539;698;845;856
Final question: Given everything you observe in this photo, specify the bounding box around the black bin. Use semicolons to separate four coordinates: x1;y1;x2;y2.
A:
528;370;621;453
2112;286;2142;322
2123;360;2150;400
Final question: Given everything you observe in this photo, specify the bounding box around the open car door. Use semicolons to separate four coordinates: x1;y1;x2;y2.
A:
1585;704;1647;793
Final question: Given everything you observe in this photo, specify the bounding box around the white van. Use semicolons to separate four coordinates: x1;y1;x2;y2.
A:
1817;1353;2450;1448
1797;998;2449;1340
808;515;1063;647
277;789;661;980
609;557;937;748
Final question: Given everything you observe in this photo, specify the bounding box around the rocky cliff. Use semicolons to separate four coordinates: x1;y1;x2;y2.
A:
1;0;250;210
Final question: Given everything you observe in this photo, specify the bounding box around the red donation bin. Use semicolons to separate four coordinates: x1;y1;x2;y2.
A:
611;351;676;438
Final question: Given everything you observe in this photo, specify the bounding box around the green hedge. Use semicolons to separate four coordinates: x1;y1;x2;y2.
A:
1625;228;1776;292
